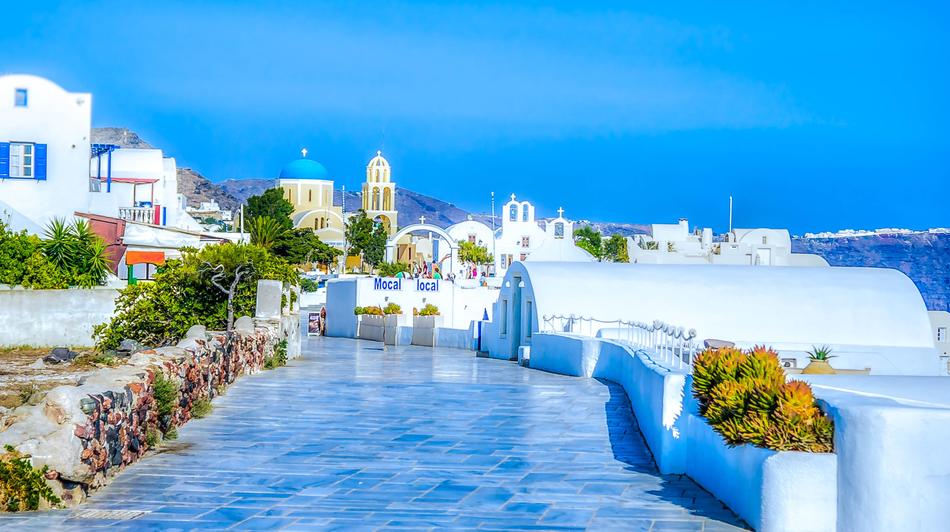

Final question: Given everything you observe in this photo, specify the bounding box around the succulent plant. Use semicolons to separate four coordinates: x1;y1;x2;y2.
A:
691;345;834;453
806;345;834;361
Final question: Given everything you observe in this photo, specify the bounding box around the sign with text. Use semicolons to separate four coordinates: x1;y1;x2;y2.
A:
372;277;441;292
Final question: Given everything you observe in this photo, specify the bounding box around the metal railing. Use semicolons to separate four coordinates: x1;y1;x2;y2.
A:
118;207;155;224
541;314;698;370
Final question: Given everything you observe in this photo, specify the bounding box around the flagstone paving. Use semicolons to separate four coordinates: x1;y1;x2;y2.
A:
0;334;746;530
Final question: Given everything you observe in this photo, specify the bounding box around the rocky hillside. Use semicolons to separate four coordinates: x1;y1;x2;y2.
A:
90;127;154;149
178;168;241;212
793;233;950;312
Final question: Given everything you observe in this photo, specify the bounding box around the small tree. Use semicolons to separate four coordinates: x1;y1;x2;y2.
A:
245;188;294;230
458;241;493;268
574;225;605;261
603;234;630;263
272;229;341;266
202;262;253;331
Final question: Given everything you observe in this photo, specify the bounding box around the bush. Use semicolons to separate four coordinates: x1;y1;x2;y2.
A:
383;302;401;315
358;306;383;316
418;304;440;316
264;340;288;369
93;243;298;350
377;261;411;277
191;398;212;419
691;345;834;453
0;445;61;511
152;373;179;417
0;218;108;289
300;277;320;292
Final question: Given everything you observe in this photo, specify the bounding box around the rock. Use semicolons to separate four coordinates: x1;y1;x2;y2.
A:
43;347;78;364
233;316;255;334
185;324;207;339
117;339;146;357
28;358;46;370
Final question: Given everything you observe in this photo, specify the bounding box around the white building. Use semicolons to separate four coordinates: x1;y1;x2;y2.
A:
482;261;944;376
629;218;828;266
0;74;184;233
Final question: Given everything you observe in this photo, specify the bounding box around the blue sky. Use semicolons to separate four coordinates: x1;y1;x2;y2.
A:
4;1;948;233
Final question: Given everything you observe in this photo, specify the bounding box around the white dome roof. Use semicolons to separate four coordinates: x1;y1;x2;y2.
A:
367;150;390;170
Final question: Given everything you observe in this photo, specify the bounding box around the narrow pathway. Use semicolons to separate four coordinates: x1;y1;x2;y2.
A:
0;335;745;531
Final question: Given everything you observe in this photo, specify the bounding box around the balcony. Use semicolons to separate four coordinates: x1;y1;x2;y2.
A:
118;206;155;224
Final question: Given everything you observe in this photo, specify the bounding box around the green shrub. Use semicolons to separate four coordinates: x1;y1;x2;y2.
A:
377;261;411;277
191;398;212;419
353;306;365;315
383;302;401;315
0;445;61;511
145;428;162;448
359;306;384;316
300;277;320;292
418;304;440;316
93;243;298;350
163;426;178;441
692;345;834;453
264;340;288;369
152;373;179;417
0;219;108;289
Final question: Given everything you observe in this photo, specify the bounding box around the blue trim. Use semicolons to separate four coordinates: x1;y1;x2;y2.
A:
90;143;119;158
0;143;9;179
162;206;167;226
107;150;112;193
34;144;47;180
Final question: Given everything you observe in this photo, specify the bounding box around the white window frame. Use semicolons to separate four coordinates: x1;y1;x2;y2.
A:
521;236;530;248
939;327;947;343
9;142;34;178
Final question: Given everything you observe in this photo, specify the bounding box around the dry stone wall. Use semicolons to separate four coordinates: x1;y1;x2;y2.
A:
0;315;299;507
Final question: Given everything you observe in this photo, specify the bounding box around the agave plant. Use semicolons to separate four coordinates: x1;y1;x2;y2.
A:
42;218;78;271
806;345;834;361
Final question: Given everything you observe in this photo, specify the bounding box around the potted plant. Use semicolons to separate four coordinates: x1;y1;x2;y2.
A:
412;304;442;346
357;305;386;341
802;345;836;375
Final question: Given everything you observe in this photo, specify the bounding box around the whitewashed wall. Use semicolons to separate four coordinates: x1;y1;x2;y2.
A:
0;286;119;347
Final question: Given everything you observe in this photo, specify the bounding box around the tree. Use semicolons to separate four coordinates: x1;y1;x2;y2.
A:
272;229;341;267
93;243;298;350
248;216;287;250
245;188;294;230
603;234;630;263
344;210;374;258
574;225;604;261
364;222;388;268
574;225;629;263
458;241;493;266
377;261;411;277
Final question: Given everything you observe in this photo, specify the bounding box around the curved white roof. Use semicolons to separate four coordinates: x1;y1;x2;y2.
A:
507;262;934;349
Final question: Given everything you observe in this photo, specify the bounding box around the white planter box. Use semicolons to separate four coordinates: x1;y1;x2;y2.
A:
358;315;402;344
411;315;443;346
686;414;836;532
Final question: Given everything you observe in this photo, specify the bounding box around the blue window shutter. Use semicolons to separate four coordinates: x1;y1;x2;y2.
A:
34;144;47;180
0;143;9;179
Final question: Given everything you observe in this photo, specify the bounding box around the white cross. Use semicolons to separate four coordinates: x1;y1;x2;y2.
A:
557;207;564;218
419;216;426;224
301;147;308;158
510;193;516;201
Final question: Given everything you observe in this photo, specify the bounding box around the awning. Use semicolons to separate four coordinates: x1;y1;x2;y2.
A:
125;250;166;266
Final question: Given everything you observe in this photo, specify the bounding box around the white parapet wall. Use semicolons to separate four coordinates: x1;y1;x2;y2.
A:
0;286;120;347
530;332;838;532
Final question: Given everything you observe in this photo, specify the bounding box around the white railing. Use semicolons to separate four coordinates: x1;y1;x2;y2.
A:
541;314;699;370
118;207;155;224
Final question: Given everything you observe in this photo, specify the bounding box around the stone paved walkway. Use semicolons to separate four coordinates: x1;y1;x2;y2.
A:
0;335;746;531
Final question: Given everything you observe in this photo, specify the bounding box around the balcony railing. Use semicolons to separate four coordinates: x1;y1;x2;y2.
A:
541;314;698;370
118;207;155;224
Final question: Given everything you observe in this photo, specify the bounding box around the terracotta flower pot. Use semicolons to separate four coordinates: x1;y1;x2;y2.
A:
802;359;836;375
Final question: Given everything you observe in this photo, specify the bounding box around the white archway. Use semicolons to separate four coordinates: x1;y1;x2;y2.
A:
386;223;460;276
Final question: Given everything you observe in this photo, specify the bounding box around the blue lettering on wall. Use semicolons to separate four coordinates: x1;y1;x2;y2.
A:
415;279;439;292
373;277;402;291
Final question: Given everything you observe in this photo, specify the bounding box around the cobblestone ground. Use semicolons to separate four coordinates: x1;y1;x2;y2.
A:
0;334;746;531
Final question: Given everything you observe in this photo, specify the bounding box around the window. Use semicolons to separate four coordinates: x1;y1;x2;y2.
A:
762;236;768;244
939;327;948;343
525;301;532;338
509;204;517;221
468;233;477;243
521;236;530;248
519;253;527;261
554;222;564;239
308;189;312;202
499;300;508;335
522;207;529;222
14;89;27;107
9;143;34;178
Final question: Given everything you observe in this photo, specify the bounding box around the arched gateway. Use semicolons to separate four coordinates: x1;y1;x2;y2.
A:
386;223;460;276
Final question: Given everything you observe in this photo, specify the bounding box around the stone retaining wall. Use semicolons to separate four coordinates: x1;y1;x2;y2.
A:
0;315;298;507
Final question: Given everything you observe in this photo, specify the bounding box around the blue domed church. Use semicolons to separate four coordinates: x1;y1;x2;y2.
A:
278;149;346;247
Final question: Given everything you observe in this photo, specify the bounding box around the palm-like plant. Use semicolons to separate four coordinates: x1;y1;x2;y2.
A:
42;218;77;270
806;345;834;361
83;238;111;286
248;216;287;250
